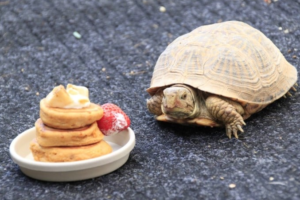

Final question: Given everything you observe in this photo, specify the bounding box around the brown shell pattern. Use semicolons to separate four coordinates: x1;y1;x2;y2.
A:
147;21;297;104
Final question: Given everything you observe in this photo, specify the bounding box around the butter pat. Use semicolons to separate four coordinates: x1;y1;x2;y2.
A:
45;84;90;109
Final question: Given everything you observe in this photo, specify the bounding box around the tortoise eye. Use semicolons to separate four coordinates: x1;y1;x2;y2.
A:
181;94;187;100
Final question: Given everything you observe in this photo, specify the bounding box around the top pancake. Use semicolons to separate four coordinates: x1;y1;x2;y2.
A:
40;99;103;129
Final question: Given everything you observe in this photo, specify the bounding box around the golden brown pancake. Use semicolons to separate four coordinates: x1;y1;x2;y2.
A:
40;99;103;129
30;139;113;162
35;119;104;147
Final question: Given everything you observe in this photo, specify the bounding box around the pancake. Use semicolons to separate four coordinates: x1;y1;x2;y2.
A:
35;119;104;147
40;99;103;129
30;139;113;162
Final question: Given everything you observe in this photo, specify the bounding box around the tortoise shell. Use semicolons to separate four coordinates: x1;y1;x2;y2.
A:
147;21;297;104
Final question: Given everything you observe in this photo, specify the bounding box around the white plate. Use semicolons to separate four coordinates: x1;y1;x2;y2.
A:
9;127;135;182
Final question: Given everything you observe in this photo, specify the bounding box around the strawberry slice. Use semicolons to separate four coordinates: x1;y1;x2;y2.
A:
97;103;131;136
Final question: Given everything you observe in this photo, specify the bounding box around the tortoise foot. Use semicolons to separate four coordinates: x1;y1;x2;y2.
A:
291;83;298;92
285;83;298;97
225;119;246;139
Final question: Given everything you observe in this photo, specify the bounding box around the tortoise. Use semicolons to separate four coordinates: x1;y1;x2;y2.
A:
146;21;298;138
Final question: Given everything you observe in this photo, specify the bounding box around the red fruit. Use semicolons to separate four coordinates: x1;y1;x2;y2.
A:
97;103;131;136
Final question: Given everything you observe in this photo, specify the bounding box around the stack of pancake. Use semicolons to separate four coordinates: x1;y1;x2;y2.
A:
30;84;112;162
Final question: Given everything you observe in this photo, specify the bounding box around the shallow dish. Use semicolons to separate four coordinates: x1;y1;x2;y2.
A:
9;127;135;182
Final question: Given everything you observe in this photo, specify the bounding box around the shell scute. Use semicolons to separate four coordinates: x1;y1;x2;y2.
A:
147;21;297;104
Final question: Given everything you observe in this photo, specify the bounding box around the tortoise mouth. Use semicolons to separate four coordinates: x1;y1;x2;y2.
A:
162;107;193;119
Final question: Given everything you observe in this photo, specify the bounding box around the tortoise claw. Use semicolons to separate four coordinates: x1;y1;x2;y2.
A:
287;92;293;97
233;129;238;139
237;125;244;132
225;119;245;139
226;126;239;139
285;84;297;97
226;127;232;139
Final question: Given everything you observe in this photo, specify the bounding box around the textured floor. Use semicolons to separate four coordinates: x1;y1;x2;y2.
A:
1;0;300;199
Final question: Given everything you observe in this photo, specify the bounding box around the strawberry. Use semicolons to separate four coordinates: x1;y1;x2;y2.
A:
97;103;131;136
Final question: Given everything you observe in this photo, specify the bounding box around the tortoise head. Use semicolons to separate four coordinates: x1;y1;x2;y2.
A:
161;85;199;119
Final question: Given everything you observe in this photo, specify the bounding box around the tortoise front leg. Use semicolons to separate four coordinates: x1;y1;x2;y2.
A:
147;89;164;116
206;96;246;138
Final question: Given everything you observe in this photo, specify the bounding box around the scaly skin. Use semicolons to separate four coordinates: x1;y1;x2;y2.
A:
147;89;163;116
147;85;247;138
205;96;245;138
